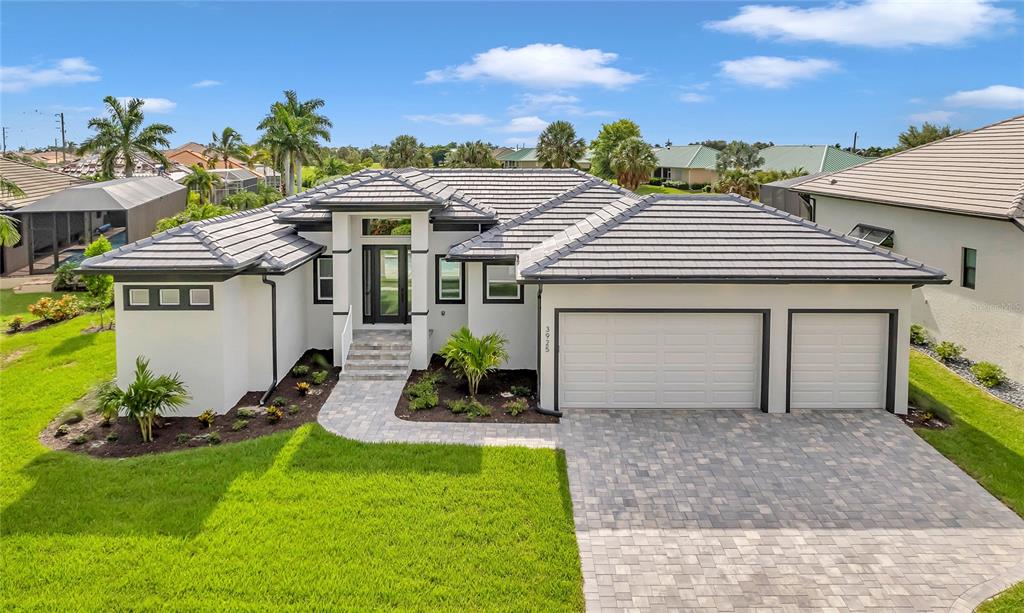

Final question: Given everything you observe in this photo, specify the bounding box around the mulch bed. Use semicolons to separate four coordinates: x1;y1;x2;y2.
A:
395;355;558;424
41;350;340;458
899;406;951;431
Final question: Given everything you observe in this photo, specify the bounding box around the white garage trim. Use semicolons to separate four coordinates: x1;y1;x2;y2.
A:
554;309;770;412
786;309;898;412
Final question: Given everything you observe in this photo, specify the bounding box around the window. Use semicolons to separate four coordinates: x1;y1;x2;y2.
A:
128;288;150;306
159;288;181;306
314;256;333;304
483;263;523;303
361;218;411;236
848;223;894;248
962;247;977;289
654;167;672;180
435;255;465;304
189;288;211;306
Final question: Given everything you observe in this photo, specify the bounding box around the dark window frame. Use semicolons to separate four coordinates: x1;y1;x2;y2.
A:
848;223;895;248
961;247;977;290
313;255;333;304
122;285;215;311
435;254;465;304
482;262;524;304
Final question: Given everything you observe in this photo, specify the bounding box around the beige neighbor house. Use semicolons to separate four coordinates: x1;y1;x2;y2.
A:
652;145;720;186
497;147;591;170
795;115;1024;380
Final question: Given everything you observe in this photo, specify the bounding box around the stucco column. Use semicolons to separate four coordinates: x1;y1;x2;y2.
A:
410;211;430;369
767;307;789;414
332;212;351;367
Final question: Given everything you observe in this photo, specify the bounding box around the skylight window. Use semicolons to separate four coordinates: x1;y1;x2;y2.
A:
848;224;894;248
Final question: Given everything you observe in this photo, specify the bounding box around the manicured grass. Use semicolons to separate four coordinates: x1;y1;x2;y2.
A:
908;350;1024;610
634;184;703;196
0;305;582;609
0;289;60;322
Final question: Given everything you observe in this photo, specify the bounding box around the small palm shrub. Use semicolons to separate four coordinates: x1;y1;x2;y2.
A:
236;407;258;418
27;294;83;322
175;433;191;445
296;381;311;396
971;362;1007;388
406;372;440;411
508;385;532;398
909;324;930;346
231;419;249;431
7;316;24;333
58;407;84;424
96;356;190;442
934;341;965;362
198;410;216;428
503;398;528;416
292;364;310;377
206;431;222;445
311;370;329;385
286;404;300;415
271;396;286;408
71;433;89;445
438;327;509;397
55;424;70;437
447;397;490;417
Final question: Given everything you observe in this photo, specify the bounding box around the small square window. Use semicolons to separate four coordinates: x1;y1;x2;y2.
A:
189;288;211;306
128;288;149;306
159;288;181;306
484;263;522;303
962;247;977;290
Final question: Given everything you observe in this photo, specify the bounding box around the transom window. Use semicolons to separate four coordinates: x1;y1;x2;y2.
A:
314;256;334;304
962;247;977;289
848;223;894;248
435;256;465;304
361;218;411;236
128;288;150;306
483;263;523;303
123;286;214;311
189;288;211;306
159;288;181;306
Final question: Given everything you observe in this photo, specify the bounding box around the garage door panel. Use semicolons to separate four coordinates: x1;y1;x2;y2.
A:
790;312;888;410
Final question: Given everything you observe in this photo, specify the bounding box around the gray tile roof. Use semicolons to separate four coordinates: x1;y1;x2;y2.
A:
517;194;948;283
18;177;184;213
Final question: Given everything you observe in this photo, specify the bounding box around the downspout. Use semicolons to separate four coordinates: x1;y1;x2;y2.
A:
259;275;279;406
533;283;562;417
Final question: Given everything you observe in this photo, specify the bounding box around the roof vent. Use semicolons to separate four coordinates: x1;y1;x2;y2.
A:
829;178;838;184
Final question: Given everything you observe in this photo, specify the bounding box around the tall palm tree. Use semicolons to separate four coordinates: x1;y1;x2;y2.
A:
536;121;586;169
182;164;223;204
610;137;658;191
382;135;432;168
715;141;764;173
445;141;500;168
258;106;324;195
77;96;175;177
0;176;25;247
257;90;332;195
204;127;248;169
244;145;272;169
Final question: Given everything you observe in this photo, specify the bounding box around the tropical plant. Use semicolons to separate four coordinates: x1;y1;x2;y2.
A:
590;119;642;179
204;127;248;169
445;141;500;168
221;191;264;210
970;362;1007;388
257;90;332;196
52;260;83;291
536;121;586;169
610;137;658;190
503;397;528;416
934;341;965;362
438;327;510;397
96;356;190;442
243;145;273;169
182;164;224;204
382;135;432;168
154;202;231;233
715;141;764;173
7;315;24;333
198;410;216;428
27;294;83;322
711;168;761;199
0;176;24;247
897;122;963;151
1;175;25;197
82;236;114;304
77;96;175;177
311;370;329;385
910;324;930;346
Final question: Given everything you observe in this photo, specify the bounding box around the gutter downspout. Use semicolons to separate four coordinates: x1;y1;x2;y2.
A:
533;283;563;418
259;275;278;406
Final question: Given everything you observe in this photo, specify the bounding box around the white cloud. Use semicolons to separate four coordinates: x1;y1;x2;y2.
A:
498;116;549;133
117;97;177;113
423;43;642;89
708;0;1013;48
719;56;838;89
944;84;1024;109
908;97;924;104
508;92;611;117
910;110;955;123
679;92;711;103
191;79;222;88
403;113;491;126
0;57;100;93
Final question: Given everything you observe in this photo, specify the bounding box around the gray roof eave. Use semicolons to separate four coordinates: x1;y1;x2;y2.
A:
306;202;443;212
518;275;952;285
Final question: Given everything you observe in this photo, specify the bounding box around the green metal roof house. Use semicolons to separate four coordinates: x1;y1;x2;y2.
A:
652;145;721;185
758;145;873;174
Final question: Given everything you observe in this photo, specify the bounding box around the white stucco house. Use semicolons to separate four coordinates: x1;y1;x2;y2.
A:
793;115;1024;381
82;168;947;417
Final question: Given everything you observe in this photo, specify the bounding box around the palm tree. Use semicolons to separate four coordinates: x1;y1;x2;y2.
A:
382;135;432;168
97;356;190;442
0;176;25;247
536;121;587;169
77;96;175;177
711;168;760;200
257;90;332;195
182;164;223;204
204;127;248;169
244;145;272;169
610;137;658;191
715;141;764;173
445;141;500;168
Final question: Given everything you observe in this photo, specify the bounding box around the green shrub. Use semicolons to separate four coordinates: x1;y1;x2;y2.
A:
934;341;965;362
296;381;311;396
265;406;283;423
508;385;532;398
409;392;438;411
648;177;663;186
406;372;440;411
197;409;216;428
71;433;89;445
175;433;191;445
231;419;249;431
503;398;528;416
286;404;300;415
27;294;83;322
311;353;331;370
236;407;258;418
311;370;329;385
910;324;930;346
52;261;83;291
96;356;189;443
438;327;509;397
971;362;1007;388
106;431;119;442
271;396;286;408
55;424;70;437
206;431;222;445
447;397;490;417
291;364;310;377
58;407;84;424
7;315;24;333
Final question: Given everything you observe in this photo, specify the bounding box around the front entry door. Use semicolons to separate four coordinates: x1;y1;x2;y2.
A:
362;245;410;324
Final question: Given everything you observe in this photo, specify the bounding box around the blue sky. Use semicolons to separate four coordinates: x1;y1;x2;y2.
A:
2;1;1022;151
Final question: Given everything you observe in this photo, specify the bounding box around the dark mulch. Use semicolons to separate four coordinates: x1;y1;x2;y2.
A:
899;405;951;431
395;355;558;424
41;350;340;458
5;318;58;335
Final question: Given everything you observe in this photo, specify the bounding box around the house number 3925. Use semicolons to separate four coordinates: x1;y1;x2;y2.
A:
544;326;551;353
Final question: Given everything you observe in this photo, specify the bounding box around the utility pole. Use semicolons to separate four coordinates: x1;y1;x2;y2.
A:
1;126;7;154
55;112;67;162
852;131;858;152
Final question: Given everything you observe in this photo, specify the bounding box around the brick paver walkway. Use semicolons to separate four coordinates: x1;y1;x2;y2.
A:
320;385;1024;612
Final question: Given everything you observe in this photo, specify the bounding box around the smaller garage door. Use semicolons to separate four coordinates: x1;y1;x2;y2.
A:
790;312;890;409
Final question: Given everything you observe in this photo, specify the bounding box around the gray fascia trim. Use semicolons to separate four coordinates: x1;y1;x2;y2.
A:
103;270;240;282
519;276;951;285
795;189;1014;222
307;203;442;212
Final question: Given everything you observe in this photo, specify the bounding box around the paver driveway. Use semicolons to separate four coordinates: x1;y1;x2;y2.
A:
321;386;1024;611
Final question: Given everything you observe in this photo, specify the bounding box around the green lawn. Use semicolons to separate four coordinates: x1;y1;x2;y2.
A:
634;184;704;196
908;351;1024;611
0;302;582;609
1;289;61;322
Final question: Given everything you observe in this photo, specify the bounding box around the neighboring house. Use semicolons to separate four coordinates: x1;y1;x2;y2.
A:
652;144;720;186
82;168;946;416
165;142;281;196
16;177;186;274
59;152;168;179
758;145;873;174
0;158;87;275
795;115;1024;380
497;147;591;170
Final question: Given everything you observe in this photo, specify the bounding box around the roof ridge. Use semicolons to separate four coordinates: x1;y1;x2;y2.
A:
400;168;496;217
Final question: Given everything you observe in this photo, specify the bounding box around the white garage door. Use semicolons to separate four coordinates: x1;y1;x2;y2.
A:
790;312;888;409
558;312;762;409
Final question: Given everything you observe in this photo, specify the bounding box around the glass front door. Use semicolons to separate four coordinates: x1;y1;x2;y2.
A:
362;245;409;324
